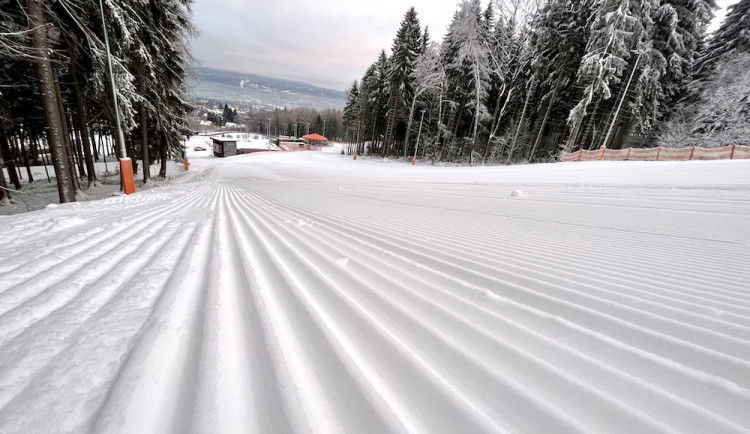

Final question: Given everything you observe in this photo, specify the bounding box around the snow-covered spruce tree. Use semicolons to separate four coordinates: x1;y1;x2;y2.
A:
526;0;589;160
482;2;535;163
700;0;749;69
652;0;716;111
659;0;749;149
370;50;391;156
622;0;715;142
128;0;195;179
659;52;749;147
382;7;423;157
440;0;492;164
402;42;444;159
356;64;378;154
342;80;359;150
565;0;654;152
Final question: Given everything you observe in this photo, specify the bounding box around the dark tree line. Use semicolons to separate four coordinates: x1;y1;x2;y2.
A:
0;0;195;203
343;0;748;165
240;107;344;140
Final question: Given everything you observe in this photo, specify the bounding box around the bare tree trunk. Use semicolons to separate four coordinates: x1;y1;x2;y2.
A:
508;77;536;163
51;67;80;194
528;84;558;161
382;88;399;157
403;95;419;159
127;134;138;175
487;87;515;162
15;134;34;183
139;72;150;182
33;135;51;182
25;7;77;202
159;129;168;178
565;87;596;154
583;99;601;150
1;121;22;190
70;113;87;179
484;81;506;163
0;152;9;202
71;59;97;186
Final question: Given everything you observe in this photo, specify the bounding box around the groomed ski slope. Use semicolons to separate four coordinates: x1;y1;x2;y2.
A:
1;149;750;433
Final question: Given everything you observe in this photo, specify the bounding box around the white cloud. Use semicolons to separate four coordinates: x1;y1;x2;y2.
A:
190;0;463;89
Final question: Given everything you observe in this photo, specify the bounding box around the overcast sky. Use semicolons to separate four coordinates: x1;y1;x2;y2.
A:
190;0;736;91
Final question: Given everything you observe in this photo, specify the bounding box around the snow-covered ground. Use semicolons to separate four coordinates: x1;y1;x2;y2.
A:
1;149;749;433
1;158;193;216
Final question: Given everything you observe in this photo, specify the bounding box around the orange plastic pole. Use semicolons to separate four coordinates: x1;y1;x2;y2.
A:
412;157;416;165
184;157;189;171
596;146;606;160
353;153;357;160
119;158;136;195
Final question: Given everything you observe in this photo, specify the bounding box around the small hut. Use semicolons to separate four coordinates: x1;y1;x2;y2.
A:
302;133;328;144
212;137;237;157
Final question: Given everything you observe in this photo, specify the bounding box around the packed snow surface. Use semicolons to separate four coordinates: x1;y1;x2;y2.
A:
1;148;750;433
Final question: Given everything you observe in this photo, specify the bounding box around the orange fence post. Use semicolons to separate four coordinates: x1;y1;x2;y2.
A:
353;153;357;160
412;157;416;165
730;144;736;159
656;147;662;160
184;157;189;171
689;146;695;160
597;146;606;160
119;158;136;195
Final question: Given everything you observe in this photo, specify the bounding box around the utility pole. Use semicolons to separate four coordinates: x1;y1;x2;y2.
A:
355;120;360;156
601;51;642;150
100;0;134;194
412;110;425;165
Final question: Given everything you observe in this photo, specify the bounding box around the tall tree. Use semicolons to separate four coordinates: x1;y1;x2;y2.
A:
383;7;423;156
565;0;653;151
25;0;76;202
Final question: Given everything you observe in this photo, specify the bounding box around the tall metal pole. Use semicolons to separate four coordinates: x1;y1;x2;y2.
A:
601;51;642;149
413;110;425;161
99;0;126;159
355;121;360;155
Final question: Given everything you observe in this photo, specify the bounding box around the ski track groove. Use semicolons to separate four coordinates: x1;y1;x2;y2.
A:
251;188;750;363
263;185;750;292
293;183;750;276
88;185;221;434
256;187;748;297
0;183;212;298
261;187;750;329
280;201;750;428
231;185;747;432
0;222;199;431
269;185;750;301
1;156;748;433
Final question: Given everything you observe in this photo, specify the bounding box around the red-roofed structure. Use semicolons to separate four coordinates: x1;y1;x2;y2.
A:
302;133;328;142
